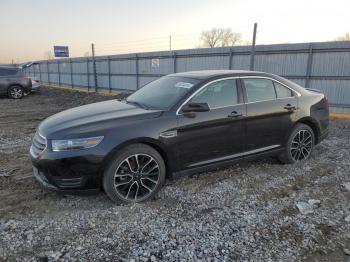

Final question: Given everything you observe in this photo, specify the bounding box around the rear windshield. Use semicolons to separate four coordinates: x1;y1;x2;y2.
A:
0;67;19;76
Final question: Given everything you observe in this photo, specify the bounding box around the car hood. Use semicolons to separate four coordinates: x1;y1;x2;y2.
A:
38;100;163;138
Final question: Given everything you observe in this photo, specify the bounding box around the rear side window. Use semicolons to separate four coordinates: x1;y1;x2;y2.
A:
191;79;238;108
0;68;18;76
274;81;293;98
243;79;276;103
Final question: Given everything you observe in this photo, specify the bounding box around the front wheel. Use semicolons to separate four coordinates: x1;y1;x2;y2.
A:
103;144;166;204
8;85;24;99
278;123;315;164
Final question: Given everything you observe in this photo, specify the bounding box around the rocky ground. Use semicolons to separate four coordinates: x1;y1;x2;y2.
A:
0;87;349;261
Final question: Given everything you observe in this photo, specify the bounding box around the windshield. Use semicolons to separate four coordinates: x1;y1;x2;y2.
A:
126;76;199;110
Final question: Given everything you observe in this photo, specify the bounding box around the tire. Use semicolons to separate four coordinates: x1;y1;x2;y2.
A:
8;85;24;99
278;123;315;164
103;144;166;204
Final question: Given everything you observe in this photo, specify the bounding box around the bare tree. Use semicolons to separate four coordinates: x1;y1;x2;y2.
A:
201;28;242;48
335;33;350;41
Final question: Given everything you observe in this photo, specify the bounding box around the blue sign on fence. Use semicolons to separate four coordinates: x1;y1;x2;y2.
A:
54;46;69;57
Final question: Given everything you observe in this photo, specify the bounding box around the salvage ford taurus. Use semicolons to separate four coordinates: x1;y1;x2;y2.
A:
30;70;329;203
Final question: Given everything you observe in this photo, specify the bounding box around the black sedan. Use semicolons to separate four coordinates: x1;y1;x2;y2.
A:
30;70;329;203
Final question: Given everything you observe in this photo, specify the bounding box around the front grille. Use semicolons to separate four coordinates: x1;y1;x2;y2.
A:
30;132;47;158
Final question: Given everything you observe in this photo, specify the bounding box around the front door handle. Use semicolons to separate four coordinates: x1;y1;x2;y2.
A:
228;111;242;118
284;104;296;111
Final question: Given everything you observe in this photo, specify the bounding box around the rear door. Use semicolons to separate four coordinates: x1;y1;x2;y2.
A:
241;78;298;151
175;78;246;168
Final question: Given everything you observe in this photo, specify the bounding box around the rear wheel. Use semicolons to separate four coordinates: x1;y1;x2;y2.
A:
103;144;166;203
8;85;24;99
278;123;315;164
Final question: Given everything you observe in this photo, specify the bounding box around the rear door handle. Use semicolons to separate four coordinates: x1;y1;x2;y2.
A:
284;104;296;111
228;111;242;118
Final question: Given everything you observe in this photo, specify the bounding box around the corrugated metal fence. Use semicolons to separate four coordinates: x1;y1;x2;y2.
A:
25;41;350;113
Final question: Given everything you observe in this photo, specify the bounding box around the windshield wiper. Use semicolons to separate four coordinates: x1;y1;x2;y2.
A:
125;100;149;110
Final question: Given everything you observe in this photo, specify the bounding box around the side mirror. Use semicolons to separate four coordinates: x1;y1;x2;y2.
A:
182;102;210;113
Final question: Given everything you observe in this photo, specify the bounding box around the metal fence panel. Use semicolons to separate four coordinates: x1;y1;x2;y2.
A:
311;52;350;76
139;58;173;75
177;56;229;72
309;79;350;105
111;60;136;74
231;55;251;70
24;41;350;111
111;76;137;90
254;53;308;76
60;74;71;85
72;61;87;74
72;74;88;87
59;62;71;74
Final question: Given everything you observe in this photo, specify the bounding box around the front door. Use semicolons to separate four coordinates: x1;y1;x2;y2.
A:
175;78;246;169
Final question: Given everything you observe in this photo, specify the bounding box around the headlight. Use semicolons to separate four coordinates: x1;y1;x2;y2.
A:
51;136;104;152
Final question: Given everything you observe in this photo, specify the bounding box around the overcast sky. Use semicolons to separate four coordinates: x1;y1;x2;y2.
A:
0;0;349;63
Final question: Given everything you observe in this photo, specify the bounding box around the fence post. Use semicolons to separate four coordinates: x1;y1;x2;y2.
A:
33;64;36;78
173;51;177;73
57;60;61;87
47;61;50;84
91;43;98;92
86;57;90;92
135;54;139;89
229;48;233;70
70;59;74;89
305;43;313;89
108;56;111;93
39;63;42;81
87;58;90;92
250;23;258;70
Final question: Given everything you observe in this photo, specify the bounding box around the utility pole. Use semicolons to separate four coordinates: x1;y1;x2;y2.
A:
169;35;172;51
250;23;258;71
91;43;98;92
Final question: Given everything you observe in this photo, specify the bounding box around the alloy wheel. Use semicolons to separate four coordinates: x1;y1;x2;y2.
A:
114;154;160;202
290;129;313;161
10;87;23;99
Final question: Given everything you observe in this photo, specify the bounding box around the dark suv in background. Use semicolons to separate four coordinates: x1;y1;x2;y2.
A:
0;66;32;99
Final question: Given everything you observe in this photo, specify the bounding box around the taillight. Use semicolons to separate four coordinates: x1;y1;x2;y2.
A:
325;97;330;108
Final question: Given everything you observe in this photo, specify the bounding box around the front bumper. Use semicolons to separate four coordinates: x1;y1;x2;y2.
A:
31;148;105;192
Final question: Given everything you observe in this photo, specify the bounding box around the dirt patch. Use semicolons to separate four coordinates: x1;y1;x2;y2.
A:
0;87;350;261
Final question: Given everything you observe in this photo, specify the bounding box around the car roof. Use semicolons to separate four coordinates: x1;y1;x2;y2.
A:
168;70;271;79
168;70;308;95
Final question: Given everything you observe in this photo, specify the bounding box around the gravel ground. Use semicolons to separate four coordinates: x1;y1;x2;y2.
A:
0;87;349;261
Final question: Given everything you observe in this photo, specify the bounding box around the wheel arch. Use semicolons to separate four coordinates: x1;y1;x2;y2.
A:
7;83;24;91
102;137;174;179
294;117;320;144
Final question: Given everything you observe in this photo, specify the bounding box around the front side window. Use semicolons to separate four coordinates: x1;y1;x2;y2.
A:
274;81;293;98
190;79;238;108
243;79;276;103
